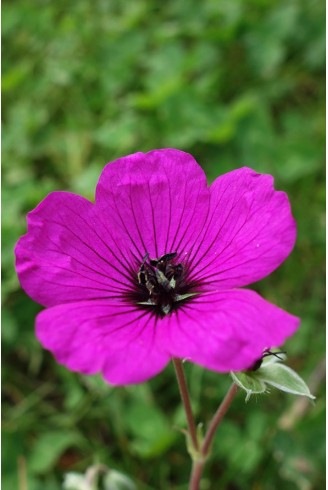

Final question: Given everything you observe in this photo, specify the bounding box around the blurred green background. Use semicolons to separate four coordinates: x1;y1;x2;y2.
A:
2;0;325;489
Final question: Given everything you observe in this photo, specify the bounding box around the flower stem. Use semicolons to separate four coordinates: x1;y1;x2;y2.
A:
172;358;199;453
172;359;238;490
189;459;205;490
201;382;238;457
189;382;238;489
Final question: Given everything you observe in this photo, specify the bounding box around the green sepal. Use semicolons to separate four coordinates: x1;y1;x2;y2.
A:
231;356;315;402
230;371;267;402
257;363;315;400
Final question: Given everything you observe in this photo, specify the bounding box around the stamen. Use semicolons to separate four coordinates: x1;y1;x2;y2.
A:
134;252;196;317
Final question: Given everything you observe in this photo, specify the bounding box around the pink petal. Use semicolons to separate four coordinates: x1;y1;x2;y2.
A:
36;300;170;385
15;192;135;307
187;168;296;289
95;149;210;260
162;289;300;372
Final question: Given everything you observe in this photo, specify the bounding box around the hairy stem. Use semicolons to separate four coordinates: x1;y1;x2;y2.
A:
189;383;238;490
190;382;238;490
189;459;205;490
172;358;199;453
173;358;238;490
201;383;238;457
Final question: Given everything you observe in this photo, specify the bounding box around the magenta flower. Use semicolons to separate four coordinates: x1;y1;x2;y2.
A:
15;149;299;385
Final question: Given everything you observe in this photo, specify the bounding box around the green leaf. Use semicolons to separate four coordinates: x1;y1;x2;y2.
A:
29;431;81;474
124;399;175;458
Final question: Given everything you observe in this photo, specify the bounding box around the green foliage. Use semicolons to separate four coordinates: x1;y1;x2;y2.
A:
2;0;324;489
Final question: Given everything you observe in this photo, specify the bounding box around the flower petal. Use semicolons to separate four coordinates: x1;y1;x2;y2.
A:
36;301;170;385
187;168;296;289
162;289;300;372
15;192;136;307
95;149;210;260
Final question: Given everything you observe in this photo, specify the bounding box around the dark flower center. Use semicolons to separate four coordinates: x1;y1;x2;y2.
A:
132;252;196;317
